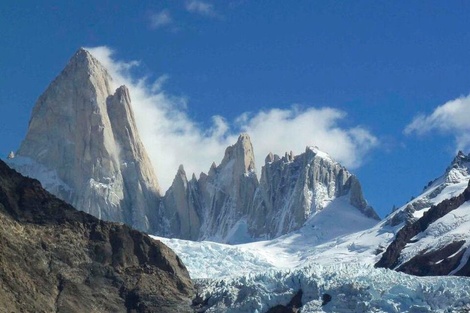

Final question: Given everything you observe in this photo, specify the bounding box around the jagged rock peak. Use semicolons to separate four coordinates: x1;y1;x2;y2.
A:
265;152;274;164
163;164;201;240
442;151;470;184
68;47;105;70
169;165;189;186
53;48;114;104
208;162;217;176
12;47;161;233
449;151;470;169
264;152;281;164
113;84;131;100
283;151;294;162
220;133;256;174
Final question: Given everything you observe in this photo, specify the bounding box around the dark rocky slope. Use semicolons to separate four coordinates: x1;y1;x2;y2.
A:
0;160;194;312
376;180;470;276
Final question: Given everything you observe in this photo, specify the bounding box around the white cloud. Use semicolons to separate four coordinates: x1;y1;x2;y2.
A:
86;46;378;191
238;107;378;169
404;95;470;151
185;0;219;17
149;10;173;29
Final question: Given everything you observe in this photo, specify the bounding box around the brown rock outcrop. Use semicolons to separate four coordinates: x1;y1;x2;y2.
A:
0;160;193;312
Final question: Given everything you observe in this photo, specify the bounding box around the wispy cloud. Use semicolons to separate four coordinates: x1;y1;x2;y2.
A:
149;10;173;29
87;46;378;190
185;0;219;17
405;94;470;152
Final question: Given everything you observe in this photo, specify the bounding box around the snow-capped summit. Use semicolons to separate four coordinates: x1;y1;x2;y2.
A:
387;151;470;227
374;150;470;275
249;145;379;239
444;150;470;184
9;48;161;232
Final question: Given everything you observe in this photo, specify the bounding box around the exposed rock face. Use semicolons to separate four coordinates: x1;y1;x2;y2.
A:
162;134;259;243
10;48;378;244
163;137;378;243
196;133;259;243
249;147;379;238
162;165;202;240
11;48;160;233
0;160;194;312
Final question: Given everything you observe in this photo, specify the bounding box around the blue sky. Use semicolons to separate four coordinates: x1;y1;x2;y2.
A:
1;1;470;217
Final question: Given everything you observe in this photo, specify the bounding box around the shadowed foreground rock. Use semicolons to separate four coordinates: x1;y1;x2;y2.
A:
0;160;194;313
266;289;303;313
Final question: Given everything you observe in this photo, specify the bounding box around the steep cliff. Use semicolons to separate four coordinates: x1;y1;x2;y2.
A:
163;136;378;243
249;146;379;239
9;48;160;233
196;133;259;243
162;165;202;240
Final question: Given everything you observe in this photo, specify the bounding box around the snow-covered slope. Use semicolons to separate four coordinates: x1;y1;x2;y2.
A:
305;150;470;273
375;151;470;275
400;201;470;274
156;196;378;279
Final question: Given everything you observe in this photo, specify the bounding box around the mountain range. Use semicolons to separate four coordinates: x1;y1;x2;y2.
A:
8;48;379;244
3;48;470;312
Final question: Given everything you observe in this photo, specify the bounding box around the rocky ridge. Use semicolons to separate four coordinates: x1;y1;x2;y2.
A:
248;146;378;239
163;135;379;243
0;159;194;312
375;151;470;276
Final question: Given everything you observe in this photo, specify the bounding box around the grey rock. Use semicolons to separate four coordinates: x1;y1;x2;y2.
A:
11;48;160;233
164;138;378;243
250;146;379;238
162;165;202;240
196;133;259;243
10;48;378;244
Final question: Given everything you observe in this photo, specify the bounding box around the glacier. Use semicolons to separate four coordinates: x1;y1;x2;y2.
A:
153;152;470;312
156;234;470;313
197;264;470;313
